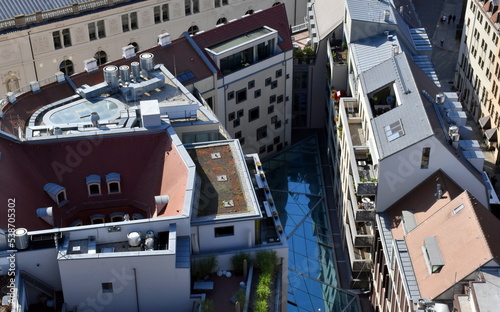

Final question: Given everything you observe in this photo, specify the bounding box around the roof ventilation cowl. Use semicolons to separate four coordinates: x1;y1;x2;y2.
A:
139;53;155;73
120;65;130;83
14;228;29;250
103;65;119;88
131;62;140;81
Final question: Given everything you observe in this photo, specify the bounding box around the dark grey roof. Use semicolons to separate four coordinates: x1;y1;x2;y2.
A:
0;0;90;21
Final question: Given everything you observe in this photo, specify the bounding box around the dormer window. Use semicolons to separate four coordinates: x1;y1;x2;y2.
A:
44;183;68;206
110;212;125;222
106;173;121;194
86;175;101;196
422;237;445;274
90;214;105;224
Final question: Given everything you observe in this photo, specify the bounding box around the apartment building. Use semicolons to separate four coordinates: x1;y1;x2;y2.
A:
457;0;500;162
0;0;308;97
0;4;294;159
373;171;500;312
328;0;489;299
0;49;288;311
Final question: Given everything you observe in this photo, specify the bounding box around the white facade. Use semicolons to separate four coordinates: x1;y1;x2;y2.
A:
456;0;499;121
0;0;307;97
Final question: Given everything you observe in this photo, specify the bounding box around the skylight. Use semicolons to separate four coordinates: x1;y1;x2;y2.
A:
385;120;405;142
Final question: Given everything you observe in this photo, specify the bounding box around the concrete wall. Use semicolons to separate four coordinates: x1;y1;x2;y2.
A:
58;253;190;312
16;248;62;291
194;220;255;253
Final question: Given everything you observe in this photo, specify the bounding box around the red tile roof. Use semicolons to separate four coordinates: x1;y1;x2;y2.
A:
386;170;500;299
0;131;188;230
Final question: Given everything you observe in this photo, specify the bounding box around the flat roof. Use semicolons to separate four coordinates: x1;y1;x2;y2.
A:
188;140;261;222
207;27;274;54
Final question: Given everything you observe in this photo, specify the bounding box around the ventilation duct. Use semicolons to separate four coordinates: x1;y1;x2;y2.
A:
14;228;29;250
84;58;99;73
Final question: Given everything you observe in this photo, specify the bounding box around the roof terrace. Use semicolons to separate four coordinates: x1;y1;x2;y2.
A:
188;141;261;223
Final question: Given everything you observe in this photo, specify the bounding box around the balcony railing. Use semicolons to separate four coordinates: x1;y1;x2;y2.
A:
352;247;373;271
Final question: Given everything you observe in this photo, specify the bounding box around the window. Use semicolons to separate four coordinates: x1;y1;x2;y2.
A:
215;226;234;237
267;144;273;153
185;0;191;15
193;0;199;13
121;12;138;32
239;137;245;145
106;173;121;194
274;136;280;144
269;95;276;104
227;91;235;100
235;131;242;139
222;0;228;5
216;17;227;25
254;89;261;98
256;125;267;140
220;47;253;73
129;42;139;53
271;80;278;89
215;0;221;7
265;77;272;86
44;183;68;205
154;4;169;23
236;89;247;104
88;20;105;40
237;109;244;118
268;105;274;114
90;214;105;224
276;69;282;78
275;120;282;129
245;9;254;15
57;191;67;203
277;95;284;103
53;28;71;49
421;147;430;169
271;115;277;124
259;146;266;154
257;39;275;61
248;80;255;89
59;60;74;76
94;51;107;66
110;212;125;222
86;174;101;196
249;107;259;122
102;283;113;293
422;237;445;274
188;25;199;35
228;112;236;121
233;119;240;128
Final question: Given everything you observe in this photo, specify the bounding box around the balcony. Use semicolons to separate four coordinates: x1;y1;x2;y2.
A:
352;247;373;271
352;222;374;249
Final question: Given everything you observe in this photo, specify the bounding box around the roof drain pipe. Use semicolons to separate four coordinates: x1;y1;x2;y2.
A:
133;268;140;312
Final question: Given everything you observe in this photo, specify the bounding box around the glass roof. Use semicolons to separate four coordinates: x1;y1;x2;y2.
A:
263;137;360;312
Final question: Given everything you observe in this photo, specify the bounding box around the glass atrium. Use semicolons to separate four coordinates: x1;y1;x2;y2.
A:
263;136;360;312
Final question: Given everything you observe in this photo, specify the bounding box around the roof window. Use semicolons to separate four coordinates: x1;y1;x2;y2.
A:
44;183;68;206
86;174;101;196
106;173;121;194
422;237;445;274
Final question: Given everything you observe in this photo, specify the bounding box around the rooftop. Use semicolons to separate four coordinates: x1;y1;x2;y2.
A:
188;141;261;223
385;170;500;299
